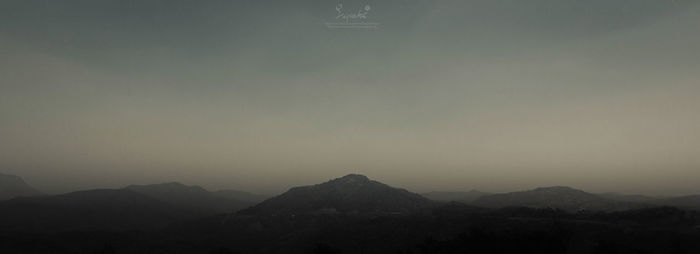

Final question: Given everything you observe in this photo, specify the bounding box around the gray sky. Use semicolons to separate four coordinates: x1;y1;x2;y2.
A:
1;0;699;196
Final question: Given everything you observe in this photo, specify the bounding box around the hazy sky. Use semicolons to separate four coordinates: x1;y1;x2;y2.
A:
1;0;699;195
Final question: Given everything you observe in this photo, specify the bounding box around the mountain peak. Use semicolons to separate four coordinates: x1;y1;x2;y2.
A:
240;174;432;215
331;174;370;183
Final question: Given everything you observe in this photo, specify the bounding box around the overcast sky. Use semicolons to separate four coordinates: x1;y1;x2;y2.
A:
1;0;699;195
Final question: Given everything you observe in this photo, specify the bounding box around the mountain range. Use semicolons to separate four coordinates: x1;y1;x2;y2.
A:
2;173;700;233
2;173;700;253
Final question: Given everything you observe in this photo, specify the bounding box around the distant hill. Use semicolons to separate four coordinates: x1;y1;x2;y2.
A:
598;192;658;203
213;189;269;203
239;174;434;215
125;182;255;214
472;186;644;212
0;189;205;232
652;195;700;210
421;190;490;203
0;173;42;200
598;193;700;210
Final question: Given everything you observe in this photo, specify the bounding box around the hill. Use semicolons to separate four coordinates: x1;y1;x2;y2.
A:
239;174;433;215
125;182;255;214
598;192;658;203
472;186;643;212
0;189;205;232
0;173;42;200
653;195;700;210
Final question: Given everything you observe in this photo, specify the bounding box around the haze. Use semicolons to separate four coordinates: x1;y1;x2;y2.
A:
1;0;699;196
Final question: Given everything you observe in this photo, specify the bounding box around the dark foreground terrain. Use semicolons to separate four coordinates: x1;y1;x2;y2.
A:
2;205;699;254
1;174;699;254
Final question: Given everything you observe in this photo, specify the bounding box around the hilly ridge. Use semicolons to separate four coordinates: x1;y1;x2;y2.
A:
472;186;647;211
1;173;700;253
0;180;265;232
125;182;255;214
240;174;434;215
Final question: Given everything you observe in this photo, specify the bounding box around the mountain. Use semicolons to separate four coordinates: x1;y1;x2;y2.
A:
0;189;205;232
213;189;269;203
125;182;255;214
472;186;642;212
239;174;434;215
421;190;490;203
0;173;42;200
